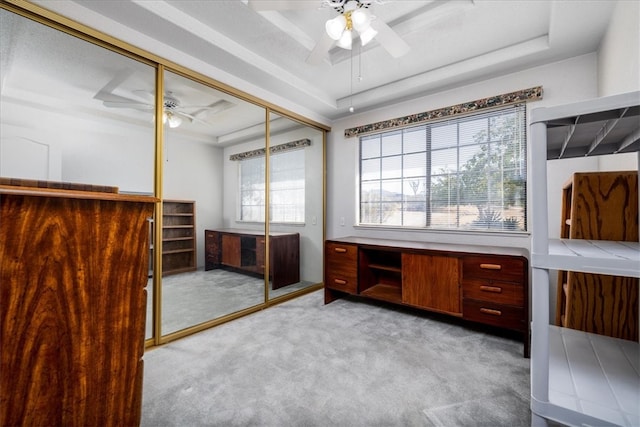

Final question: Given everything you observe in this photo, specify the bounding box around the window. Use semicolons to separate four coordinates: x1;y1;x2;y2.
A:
240;149;305;223
359;105;526;232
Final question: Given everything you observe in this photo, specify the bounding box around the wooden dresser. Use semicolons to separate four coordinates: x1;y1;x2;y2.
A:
0;180;155;426
205;229;299;289
325;237;529;356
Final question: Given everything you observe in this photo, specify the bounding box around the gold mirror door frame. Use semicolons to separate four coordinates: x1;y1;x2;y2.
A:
157;69;267;341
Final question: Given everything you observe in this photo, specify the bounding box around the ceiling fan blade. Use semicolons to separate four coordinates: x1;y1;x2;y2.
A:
93;69;136;102
132;89;155;103
102;100;154;110
370;19;410;58
174;111;216;128
306;31;335;65
188;99;235;116
247;0;321;11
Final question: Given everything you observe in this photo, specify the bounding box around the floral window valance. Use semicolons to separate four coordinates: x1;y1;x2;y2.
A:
229;138;311;161
344;86;543;138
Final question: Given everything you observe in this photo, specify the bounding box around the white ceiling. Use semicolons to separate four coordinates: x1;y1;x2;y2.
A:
20;0;619;123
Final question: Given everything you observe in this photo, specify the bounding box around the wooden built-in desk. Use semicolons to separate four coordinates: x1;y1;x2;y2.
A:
325;237;529;356
205;229;299;289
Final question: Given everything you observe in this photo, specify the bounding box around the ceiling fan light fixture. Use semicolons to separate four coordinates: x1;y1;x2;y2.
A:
163;111;182;128
336;29;353;50
168;114;182;128
351;8;371;32
326;15;347;40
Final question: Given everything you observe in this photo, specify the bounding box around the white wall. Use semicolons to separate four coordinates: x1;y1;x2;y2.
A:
598;0;640;96
163;132;224;269
0;133;61;181
327;53;600;252
0;100;155;193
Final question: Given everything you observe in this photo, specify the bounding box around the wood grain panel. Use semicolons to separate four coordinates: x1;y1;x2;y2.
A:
570;172;638;241
270;234;299;289
205;230;220;270
557;172;639;341
402;253;461;315
221;234;241;267
0;193;152;426
564;273;639;341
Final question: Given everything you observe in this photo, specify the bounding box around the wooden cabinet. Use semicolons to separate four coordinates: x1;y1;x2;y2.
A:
461;255;527;345
324;241;358;294
205;229;299;289
0;180;155;426
162;200;196;276
324;237;528;355
402;254;461;315
556;171;638;341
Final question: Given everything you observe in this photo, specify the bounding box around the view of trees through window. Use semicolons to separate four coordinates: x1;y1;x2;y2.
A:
359;105;526;231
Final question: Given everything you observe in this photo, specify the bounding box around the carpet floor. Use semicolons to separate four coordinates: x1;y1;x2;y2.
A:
141;289;531;426
147;269;315;336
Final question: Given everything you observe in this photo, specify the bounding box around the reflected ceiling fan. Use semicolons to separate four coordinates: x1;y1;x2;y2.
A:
248;0;410;64
94;74;234;128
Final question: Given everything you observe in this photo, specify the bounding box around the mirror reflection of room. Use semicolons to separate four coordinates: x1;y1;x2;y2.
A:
266;113;324;300
158;71;268;337
157;72;324;337
0;6;325;344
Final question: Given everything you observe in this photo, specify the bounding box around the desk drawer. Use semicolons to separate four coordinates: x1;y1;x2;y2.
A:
463;278;524;306
463;255;525;282
463;299;525;331
325;242;358;294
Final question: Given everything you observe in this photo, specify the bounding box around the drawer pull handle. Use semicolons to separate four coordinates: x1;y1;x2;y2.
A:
480;308;502;316
480;285;502;293
334;247;348;253
480;263;502;270
334;279;347;285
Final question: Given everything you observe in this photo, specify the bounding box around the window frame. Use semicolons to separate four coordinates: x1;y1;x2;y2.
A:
357;104;527;233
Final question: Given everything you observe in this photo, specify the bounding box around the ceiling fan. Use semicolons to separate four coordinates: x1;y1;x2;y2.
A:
94;74;234;128
247;0;410;64
101;90;233;128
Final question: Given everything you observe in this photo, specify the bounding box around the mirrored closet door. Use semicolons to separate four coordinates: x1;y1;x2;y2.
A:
1;3;328;348
159;70;267;337
0;8;158;340
267;112;325;300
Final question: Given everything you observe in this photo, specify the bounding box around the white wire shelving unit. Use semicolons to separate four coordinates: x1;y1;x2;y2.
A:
529;91;640;427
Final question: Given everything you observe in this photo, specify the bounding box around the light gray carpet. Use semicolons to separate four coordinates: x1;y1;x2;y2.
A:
141;290;531;426
147;269;315;336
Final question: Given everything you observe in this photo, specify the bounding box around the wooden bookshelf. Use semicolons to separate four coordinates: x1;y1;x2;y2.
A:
162;200;196;276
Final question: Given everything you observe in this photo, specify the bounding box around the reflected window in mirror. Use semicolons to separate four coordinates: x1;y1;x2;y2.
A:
239;147;305;223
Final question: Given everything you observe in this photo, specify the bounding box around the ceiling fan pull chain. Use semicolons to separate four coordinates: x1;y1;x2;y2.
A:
349;46;355;113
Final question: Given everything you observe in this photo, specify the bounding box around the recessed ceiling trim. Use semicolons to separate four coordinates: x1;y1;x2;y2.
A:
131;0;337;109
337;34;550;109
257;10;318;51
